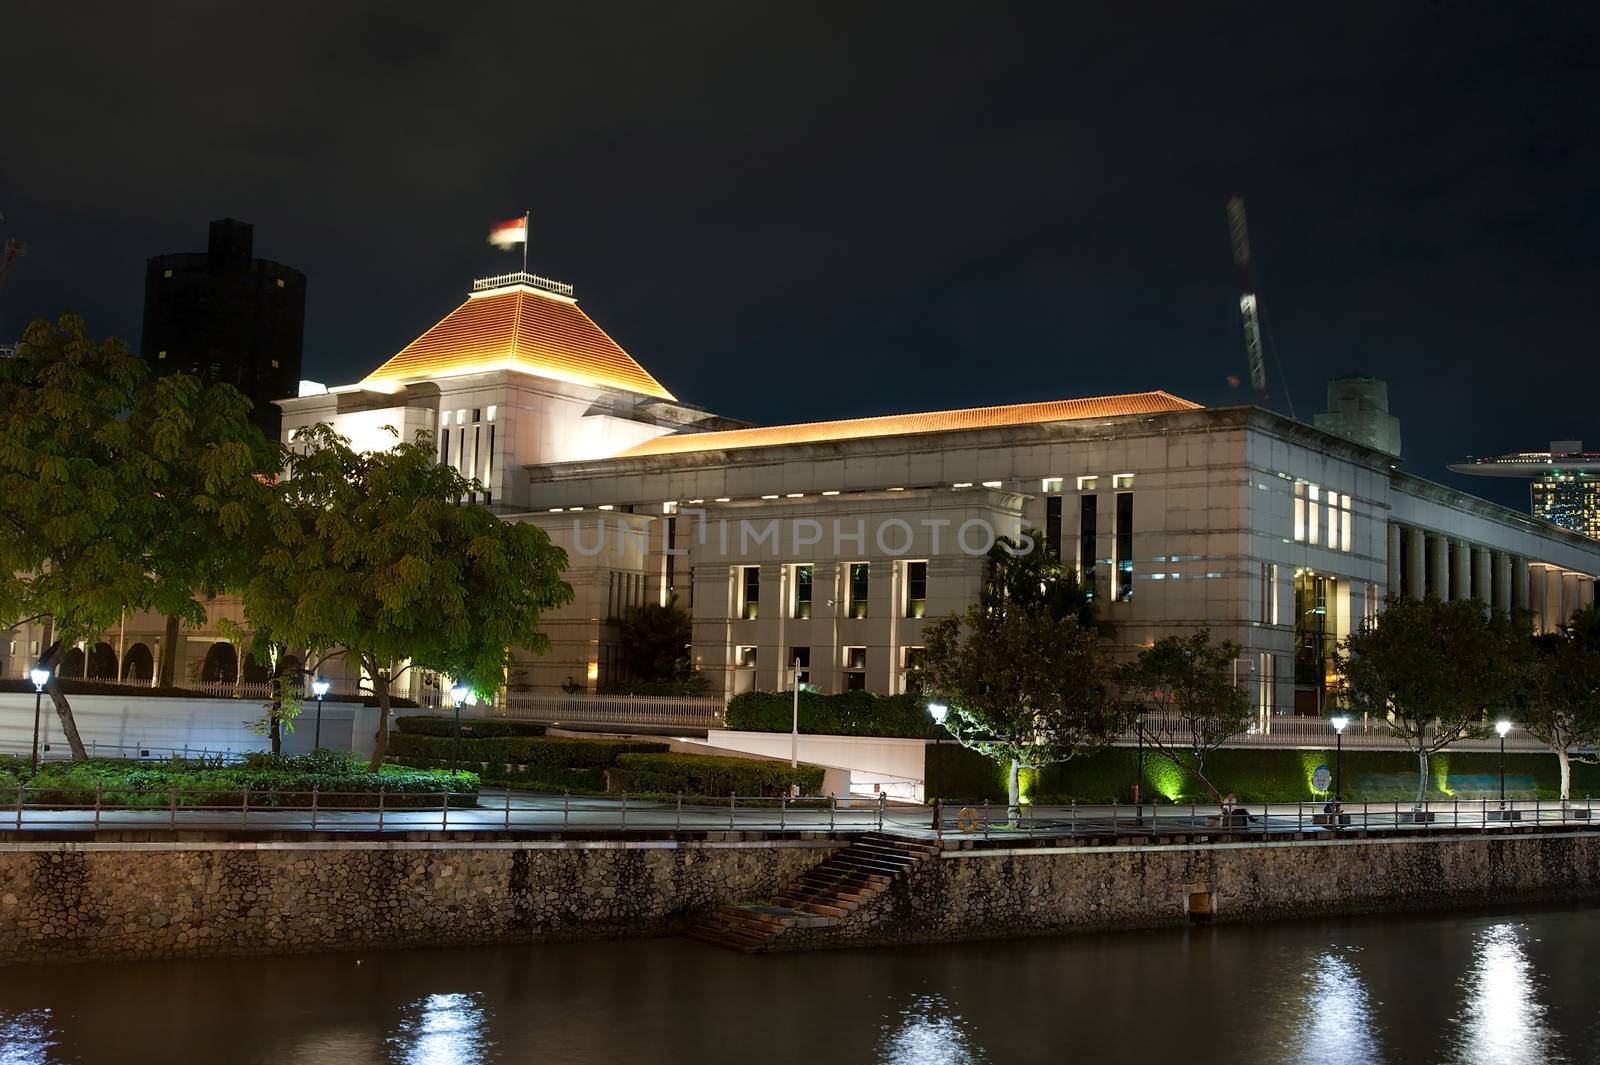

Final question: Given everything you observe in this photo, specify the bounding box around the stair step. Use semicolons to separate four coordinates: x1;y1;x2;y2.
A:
773;897;852;918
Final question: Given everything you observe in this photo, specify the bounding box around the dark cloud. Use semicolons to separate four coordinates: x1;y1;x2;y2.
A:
3;1;1597;509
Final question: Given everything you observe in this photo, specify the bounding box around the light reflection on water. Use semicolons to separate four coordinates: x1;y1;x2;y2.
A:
877;994;984;1065
1291;950;1384;1065
389;992;491;1065
1449;923;1563;1065
0;1009;57;1065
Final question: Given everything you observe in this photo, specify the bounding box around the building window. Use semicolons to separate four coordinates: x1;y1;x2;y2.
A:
736;645;758;669
1079;492;1097;600
1077;475;1098;491
1261;562;1279;625
1042;477;1064;493
1308;485;1321;546
790;564;813;619
1112;473;1135;489
1294;482;1306;542
1340;494;1353;552
1115;491;1133;602
901;646;924;694
163;269;173;278
739;566;760;620
843;646;867;691
1044;496;1063;560
789;646;810;686
847;563;869;619
904;561;928;618
1294;570;1337;713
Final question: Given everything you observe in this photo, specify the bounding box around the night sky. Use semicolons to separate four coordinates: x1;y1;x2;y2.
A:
4;2;1596;510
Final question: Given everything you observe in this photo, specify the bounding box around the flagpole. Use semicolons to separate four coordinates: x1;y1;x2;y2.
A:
522;210;529;274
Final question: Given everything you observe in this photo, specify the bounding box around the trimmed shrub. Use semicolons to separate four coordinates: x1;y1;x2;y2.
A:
608;752;824;797
924;744;1007;802
725;690;940;739
17;753;476;809
388;733;666;770
395;716;546;739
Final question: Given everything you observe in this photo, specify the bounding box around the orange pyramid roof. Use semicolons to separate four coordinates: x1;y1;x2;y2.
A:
617;390;1200;457
363;283;674;400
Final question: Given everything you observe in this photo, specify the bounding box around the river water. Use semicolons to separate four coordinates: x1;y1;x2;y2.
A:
2;904;1598;1064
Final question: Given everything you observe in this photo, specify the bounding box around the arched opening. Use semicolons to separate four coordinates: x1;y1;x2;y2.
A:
122;643;154;683
57;647;86;679
241;652;271;684
85;642;118;680
200;642;238;683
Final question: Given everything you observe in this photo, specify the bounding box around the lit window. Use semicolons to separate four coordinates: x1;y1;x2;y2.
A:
662;501;678;515
739;566;760;620
981;480;1003;488
270;359;279;369
486;405;496;422
901;646;924;694
843;646;867;691
1043;478;1065;493
1309;485;1320;546
736;645;758;669
276;278;285;289
1112;474;1135;489
904;561;928;618
163;269;173;278
1294;483;1306;542
790;564;813;619
1076;475;1098;491
157;350;167;360
847;563;870;619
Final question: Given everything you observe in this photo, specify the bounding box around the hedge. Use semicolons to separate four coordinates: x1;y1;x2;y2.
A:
608;752;825;797
389;733;665;770
726;690;940;739
12;752;477;809
925;744;1600;804
395;716;546;739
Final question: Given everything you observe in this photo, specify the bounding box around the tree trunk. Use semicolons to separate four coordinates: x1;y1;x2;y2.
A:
1007;758;1020;820
1558;748;1571;807
157;614;180;687
1414;748;1430;809
366;662;391;773
38;642;88;761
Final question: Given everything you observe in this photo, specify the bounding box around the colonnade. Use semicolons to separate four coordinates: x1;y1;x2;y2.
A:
1386;522;1595;632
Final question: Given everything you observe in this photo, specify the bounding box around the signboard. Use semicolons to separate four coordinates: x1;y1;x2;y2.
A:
1312;764;1333;793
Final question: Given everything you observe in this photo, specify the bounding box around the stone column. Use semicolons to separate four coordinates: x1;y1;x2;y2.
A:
1513;556;1530;613
1581;577;1596;614
1427;533;1449;599
1387;524;1403;601
1547;567;1566;634
1563;572;1582;629
1405;527;1426;600
1472;547;1492;611
1530;565;1548;633
1451;541;1472;600
1492;552;1512;614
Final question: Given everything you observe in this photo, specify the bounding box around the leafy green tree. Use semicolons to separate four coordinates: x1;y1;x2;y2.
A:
1116;627;1253;802
0;314;275;757
921;605;1123;813
984;527;1098;630
1335;596;1527;808
242;425;573;771
614;596;697;685
1520;604;1600;805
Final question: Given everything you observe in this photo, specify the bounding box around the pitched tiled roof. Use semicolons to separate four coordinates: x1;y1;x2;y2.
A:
617;390;1201;457
362;287;674;400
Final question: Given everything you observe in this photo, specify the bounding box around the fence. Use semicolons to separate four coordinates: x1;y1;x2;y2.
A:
1115;713;1560;754
492;694;725;730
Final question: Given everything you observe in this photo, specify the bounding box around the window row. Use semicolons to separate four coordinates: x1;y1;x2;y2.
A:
1293;482;1353;551
735;644;924;692
736;561;928;620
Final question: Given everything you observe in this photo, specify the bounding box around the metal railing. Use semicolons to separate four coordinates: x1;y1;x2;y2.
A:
491;694;725;730
1115;714;1563;753
922;796;1600;841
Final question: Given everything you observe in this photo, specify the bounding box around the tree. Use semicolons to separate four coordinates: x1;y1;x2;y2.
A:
1336;596;1526;809
983;528;1098;631
1520;604;1600;806
614;596;695;684
921;604;1123;813
242;425;573;771
0;315;275;758
1116;628;1253;802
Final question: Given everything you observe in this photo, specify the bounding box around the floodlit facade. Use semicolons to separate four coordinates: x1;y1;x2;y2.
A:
7;270;1600;723
1450;442;1600;541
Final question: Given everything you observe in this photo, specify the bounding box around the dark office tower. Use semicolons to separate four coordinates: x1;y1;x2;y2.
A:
141;219;305;440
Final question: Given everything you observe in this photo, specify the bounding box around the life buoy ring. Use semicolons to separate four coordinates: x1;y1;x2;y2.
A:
956;806;981;833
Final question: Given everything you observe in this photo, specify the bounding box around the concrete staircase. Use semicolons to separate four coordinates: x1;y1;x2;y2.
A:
686;832;937;953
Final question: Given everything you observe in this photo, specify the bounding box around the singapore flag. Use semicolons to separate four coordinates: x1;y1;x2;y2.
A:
487;216;527;249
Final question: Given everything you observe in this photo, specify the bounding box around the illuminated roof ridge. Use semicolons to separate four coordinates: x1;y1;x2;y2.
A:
362;277;674;399
616;390;1201;458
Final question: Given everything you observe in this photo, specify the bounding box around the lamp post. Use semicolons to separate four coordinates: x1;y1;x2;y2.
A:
1133;704;1147;825
928;703;949;831
790;658;802;798
450;683;470;772
1496;719;1512;812
310;677;330;750
28;667;50;772
1330;715;1349;800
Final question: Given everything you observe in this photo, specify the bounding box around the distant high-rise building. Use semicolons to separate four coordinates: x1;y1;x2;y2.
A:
1450;442;1600;540
140;218;305;439
1313;375;1402;456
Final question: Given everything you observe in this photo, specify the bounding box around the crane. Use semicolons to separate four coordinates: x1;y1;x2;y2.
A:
1226;195;1269;408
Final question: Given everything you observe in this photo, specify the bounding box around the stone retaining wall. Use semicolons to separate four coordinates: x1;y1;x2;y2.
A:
782;831;1600;950
0;836;836;964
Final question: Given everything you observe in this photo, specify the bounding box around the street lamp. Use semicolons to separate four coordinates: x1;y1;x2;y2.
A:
450;683;470;772
1496;719;1513;813
28;667;50;772
790;658;802;798
1133;703;1147;825
927;702;948;740
1330;715;1349;800
927;702;950;831
310;677;330;750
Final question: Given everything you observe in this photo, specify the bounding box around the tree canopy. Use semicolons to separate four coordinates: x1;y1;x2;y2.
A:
1519;603;1600;803
1336;595;1529;807
242;425;573;770
0;314;276;756
1116;627;1253;801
